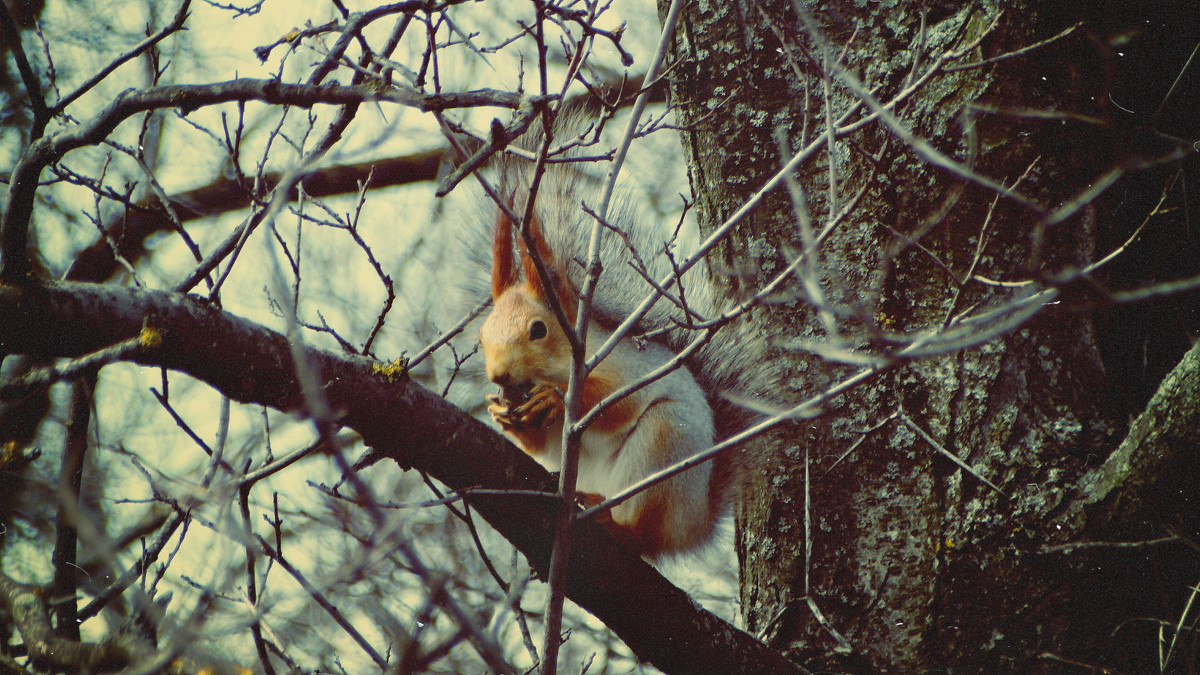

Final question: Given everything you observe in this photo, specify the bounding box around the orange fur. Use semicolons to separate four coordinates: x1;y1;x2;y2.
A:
581;370;640;435
508;425;554;458
629;492;668;558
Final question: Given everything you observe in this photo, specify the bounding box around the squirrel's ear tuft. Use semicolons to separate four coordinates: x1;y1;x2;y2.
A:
522;213;577;321
491;203;519;299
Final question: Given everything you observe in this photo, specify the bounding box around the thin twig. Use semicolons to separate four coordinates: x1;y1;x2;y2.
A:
53;0;194;112
896;407;1005;496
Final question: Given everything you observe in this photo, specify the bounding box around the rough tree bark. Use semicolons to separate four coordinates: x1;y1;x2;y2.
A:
663;0;1199;672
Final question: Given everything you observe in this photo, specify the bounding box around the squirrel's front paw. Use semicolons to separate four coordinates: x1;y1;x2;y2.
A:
489;384;561;431
511;384;563;430
487;394;518;431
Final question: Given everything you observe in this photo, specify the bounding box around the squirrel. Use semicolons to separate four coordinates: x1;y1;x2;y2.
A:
469;115;759;559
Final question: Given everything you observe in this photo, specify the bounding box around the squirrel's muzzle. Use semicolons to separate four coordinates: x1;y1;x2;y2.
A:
500;382;534;404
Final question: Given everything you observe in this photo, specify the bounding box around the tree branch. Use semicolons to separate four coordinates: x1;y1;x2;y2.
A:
0;572;133;672
52;0;193;113
1080;337;1200;540
0;568;249;674
62;73;657;284
0;79;545;282
0;2;50;139
66;149;444;282
0;280;805;675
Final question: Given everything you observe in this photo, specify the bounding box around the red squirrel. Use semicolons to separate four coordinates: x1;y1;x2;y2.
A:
477;158;733;559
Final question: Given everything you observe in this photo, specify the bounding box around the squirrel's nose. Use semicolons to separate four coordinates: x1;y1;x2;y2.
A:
491;372;511;387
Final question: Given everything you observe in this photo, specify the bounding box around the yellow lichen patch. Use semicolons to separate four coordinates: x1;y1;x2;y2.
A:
875;309;896;330
0;440;19;465
372;356;409;382
365;77;391;93
934;537;956;554
139;326;163;349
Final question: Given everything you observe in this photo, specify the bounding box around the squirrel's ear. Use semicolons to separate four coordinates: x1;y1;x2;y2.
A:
522;213;576;321
491;205;519;299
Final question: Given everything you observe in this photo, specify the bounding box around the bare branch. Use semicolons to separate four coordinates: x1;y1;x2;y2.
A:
1;79;537;281
0;2;50;137
53;0;193;113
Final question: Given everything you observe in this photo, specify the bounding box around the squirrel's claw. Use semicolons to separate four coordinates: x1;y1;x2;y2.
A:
487;395;518;431
512;384;563;429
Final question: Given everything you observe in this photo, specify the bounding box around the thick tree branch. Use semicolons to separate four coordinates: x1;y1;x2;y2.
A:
0;572;133;672
1080;337;1200;540
0;280;804;675
0;569;246;674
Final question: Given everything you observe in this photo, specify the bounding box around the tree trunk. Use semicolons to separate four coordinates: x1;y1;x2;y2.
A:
663;0;1200;672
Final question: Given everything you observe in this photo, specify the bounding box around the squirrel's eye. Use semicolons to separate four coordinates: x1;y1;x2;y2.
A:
530;320;548;340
